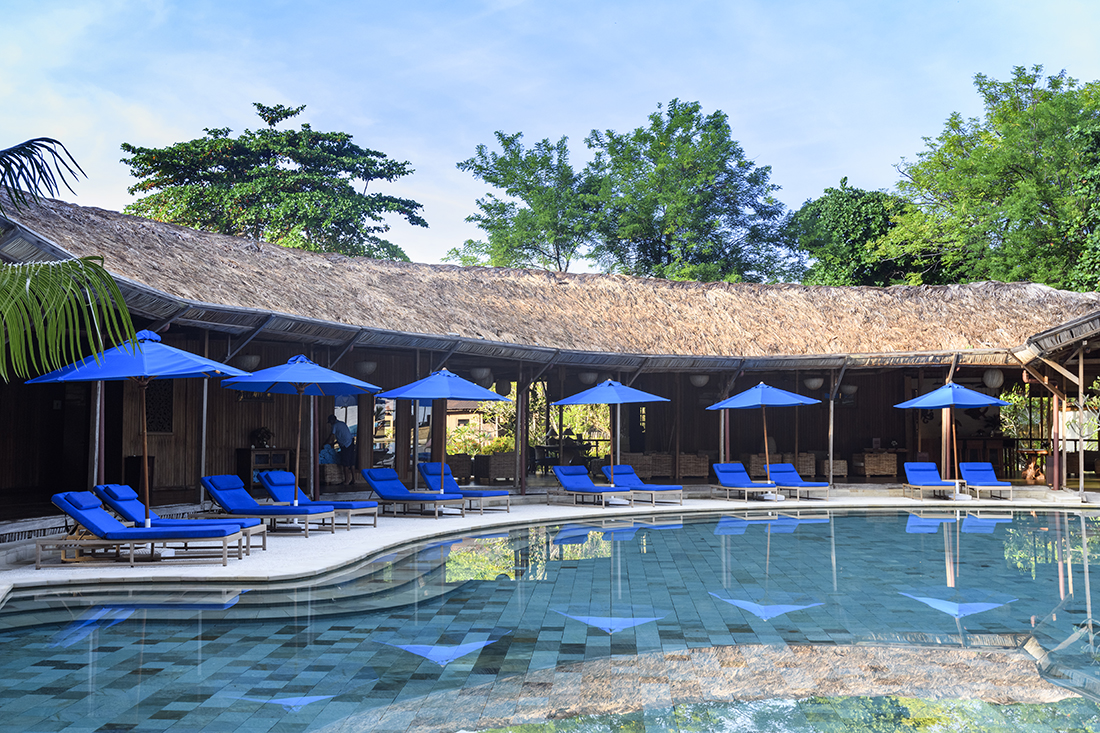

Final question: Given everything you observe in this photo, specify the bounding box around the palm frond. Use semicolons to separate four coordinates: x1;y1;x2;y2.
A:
0;138;85;214
0;257;133;381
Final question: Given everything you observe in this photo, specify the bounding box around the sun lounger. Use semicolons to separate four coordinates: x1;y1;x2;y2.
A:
551;466;633;507
39;491;244;568
417;463;510;514
257;470;378;529
959;462;1014;501
768;463;829;500
712;462;784;501
199;475;337;536
903;462;968;501
599;465;682;505
92;483;267;553
361;468;466;518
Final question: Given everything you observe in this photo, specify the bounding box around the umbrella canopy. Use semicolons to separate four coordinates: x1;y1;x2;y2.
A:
26;330;247;383
706;383;820;481
222;356;380;502
895;382;1009;410
552;380;668;480
375;369;510;489
895;382;1008;480
707;382;820;411
27;330;249;526
376;368;509;402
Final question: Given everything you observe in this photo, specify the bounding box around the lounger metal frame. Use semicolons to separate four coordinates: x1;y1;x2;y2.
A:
35;525;244;568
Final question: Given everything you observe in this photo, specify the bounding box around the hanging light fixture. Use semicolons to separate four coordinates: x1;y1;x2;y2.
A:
689;374;710;388
494;380;511;396
803;376;824;391
578;371;599;385
355;360;377;377
840;384;858;396
982;368;1004;390
470;367;492;381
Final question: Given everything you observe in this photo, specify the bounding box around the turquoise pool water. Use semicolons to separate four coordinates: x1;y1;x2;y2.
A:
1;509;1099;732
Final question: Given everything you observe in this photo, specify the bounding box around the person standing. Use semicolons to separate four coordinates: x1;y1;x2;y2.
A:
327;414;356;485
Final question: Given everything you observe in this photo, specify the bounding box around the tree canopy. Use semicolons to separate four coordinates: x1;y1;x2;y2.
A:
584;100;793;282
121;103;426;259
784;179;930;286
447;132;593;271
881;65;1100;288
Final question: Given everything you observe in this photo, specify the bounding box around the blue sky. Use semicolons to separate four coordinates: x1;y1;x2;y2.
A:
5;0;1100;265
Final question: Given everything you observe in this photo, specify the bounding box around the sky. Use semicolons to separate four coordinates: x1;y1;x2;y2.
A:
5;0;1100;266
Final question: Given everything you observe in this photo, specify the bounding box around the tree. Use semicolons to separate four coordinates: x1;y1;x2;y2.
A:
784;178;934;286
885;65;1100;287
121;103;426;259
0;138;133;381
448;132;594;271
584;99;794;282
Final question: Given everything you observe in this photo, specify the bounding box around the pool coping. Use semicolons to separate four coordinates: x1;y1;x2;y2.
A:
1;492;1094;606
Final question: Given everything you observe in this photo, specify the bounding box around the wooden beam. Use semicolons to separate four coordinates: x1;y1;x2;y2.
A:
1038;351;1081;388
225;314;277;361
1010;352;1070;402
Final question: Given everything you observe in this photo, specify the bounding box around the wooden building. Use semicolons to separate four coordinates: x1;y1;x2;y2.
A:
2;197;1100;518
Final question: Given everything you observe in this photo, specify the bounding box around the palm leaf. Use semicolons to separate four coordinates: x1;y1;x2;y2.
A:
0;257;132;381
0;138;85;214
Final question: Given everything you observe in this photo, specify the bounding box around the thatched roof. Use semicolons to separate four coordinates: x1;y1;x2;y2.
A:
4;197;1100;368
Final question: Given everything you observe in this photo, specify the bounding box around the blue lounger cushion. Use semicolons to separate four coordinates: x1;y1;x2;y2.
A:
903;462;954;488
552;466;606;492
713;463;777;489
258;470;377;510
200;475;335;515
53;492;236;540
362;468;464;501
418;463;509;497
599;465;681;491
768;464;828;488
93;484;261;530
959;462;1011;487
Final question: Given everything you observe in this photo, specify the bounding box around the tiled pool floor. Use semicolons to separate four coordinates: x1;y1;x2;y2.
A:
1;510;1098;731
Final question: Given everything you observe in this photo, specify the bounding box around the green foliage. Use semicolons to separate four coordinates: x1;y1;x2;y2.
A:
0;138;83;215
121;103;426;259
445;423;491;455
784;178;932;286
584;99;796;282
0;138;134;381
448;132;595;271
0;259;133;381
887;65;1100;288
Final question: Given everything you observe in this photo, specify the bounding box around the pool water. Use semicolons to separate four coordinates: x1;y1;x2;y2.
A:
2;509;1099;732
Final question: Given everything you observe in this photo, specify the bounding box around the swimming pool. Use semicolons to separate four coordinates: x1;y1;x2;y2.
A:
1;509;1098;732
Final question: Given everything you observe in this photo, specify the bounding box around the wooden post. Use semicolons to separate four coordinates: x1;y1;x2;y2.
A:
1052;393;1061;491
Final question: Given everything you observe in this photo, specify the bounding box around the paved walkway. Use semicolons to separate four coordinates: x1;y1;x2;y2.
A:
0;486;1091;603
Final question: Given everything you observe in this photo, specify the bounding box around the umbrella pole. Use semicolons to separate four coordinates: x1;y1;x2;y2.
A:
762;407;771;482
294;387;304;506
139;379;151;528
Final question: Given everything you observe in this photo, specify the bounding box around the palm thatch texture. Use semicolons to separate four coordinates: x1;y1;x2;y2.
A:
8;196;1100;361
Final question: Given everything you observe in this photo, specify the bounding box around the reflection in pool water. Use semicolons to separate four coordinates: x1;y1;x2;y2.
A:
1;509;1099;731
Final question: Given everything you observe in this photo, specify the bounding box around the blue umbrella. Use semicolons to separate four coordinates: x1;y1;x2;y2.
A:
895;382;1008;480
375;369;511;489
706;383;820;481
222;356;380;502
28;330;248;525
552;380;668;480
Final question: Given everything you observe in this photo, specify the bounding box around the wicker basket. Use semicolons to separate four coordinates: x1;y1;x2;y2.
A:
321;464;342;485
796;453;816;476
818;458;847;477
649;453;673;478
852;452;896;476
678;453;710;478
748;454;768;477
447;454;472;483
